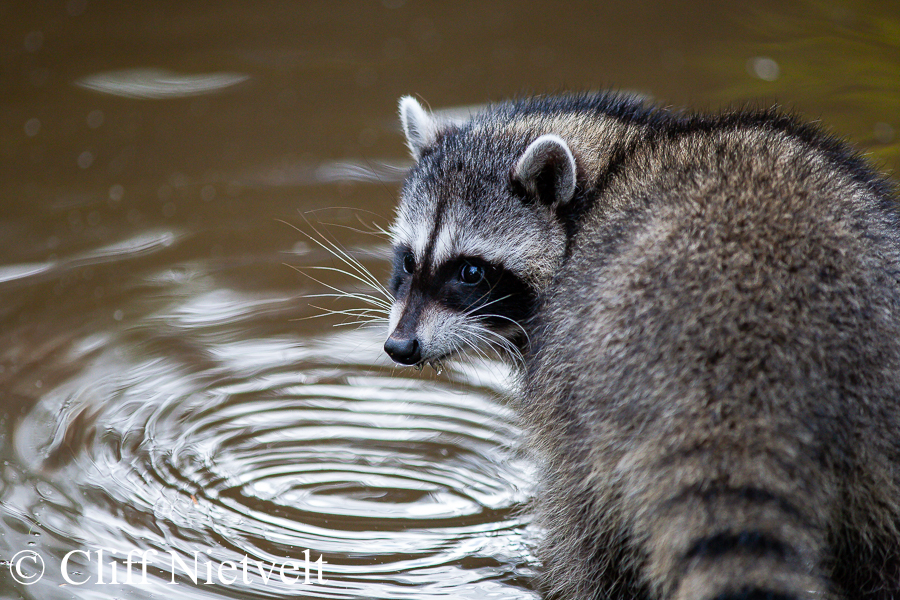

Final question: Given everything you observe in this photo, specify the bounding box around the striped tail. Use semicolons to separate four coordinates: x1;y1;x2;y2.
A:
633;471;834;600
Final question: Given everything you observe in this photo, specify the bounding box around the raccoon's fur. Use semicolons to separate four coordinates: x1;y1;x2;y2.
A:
383;92;900;599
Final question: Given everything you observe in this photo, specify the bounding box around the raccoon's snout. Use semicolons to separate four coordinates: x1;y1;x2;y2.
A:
384;332;421;365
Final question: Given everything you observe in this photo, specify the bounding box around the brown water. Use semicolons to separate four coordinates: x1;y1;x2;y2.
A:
1;1;898;598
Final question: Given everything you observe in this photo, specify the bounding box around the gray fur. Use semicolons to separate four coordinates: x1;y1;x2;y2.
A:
386;92;900;599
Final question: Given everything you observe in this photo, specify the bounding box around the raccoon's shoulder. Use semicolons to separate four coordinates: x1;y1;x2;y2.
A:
521;102;899;385
651;108;894;197
567;105;899;260
483;91;663;124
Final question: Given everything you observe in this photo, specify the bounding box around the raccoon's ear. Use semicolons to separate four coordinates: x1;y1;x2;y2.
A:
512;134;577;208
399;96;438;160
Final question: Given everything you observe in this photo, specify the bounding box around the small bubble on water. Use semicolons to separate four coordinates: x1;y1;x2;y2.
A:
77;150;94;169
874;122;894;144
113;310;124;321
24;118;41;137
200;184;216;202
109;184;124;201
747;56;780;81
24;30;43;53
157;184;173;201
87;109;104;129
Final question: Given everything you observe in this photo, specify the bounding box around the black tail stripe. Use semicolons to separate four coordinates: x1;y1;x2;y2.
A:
684;530;796;563
711;589;801;600
661;484;813;528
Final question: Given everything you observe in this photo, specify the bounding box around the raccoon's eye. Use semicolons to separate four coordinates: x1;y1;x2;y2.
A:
459;263;484;285
403;252;415;274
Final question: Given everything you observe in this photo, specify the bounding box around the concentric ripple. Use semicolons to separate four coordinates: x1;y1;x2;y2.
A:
3;279;539;599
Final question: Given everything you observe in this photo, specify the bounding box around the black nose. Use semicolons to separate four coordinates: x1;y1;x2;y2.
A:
384;334;421;365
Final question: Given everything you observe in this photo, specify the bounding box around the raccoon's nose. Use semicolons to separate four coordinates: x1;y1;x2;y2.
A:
384;334;421;365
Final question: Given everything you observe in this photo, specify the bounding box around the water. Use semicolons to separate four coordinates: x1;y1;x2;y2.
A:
1;1;898;598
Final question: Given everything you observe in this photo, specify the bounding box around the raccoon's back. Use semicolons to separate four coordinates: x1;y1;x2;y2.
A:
522;124;900;599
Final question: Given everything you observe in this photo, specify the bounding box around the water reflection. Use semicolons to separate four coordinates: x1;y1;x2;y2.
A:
5;282;535;598
0;229;178;291
77;69;250;100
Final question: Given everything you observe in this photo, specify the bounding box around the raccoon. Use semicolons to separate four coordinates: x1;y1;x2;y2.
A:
383;92;900;599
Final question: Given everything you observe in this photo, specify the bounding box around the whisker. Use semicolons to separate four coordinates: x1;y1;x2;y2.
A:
462;322;526;370
332;319;387;329
299;205;392;221
302;268;393;308
369;220;393;238
308;227;392;298
453;327;487;359
280;214;397;337
459;323;509;357
313;217;391;240
462;293;513;318
300;292;391;311
295;304;387;332
290;305;385;322
285;263;389;310
447;329;503;380
282;215;393;301
309;239;389;295
300;292;388;305
474;312;531;347
311;307;388;319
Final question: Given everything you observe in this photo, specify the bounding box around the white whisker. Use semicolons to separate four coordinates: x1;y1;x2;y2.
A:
281;215;393;301
285;263;389;312
300;292;391;311
306;266;393;306
305;226;392;299
462;293;513;317
458;321;526;371
332;320;387;329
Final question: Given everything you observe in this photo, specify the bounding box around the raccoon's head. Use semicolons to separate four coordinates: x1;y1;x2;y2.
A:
383;96;579;367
